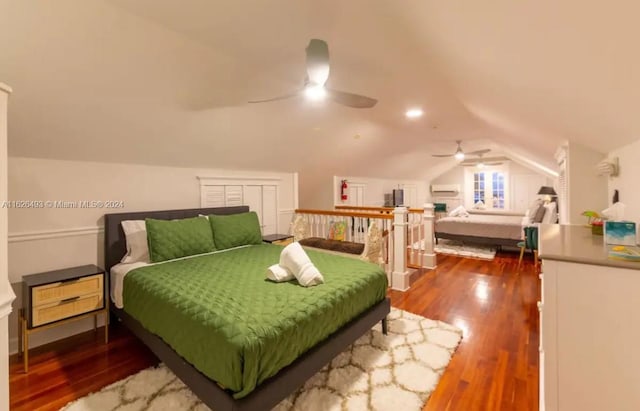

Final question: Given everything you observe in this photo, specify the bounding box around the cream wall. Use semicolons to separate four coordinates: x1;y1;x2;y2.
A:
565;141;608;224
7;157;298;353
333;175;428;208
429;161;552;211
298;173;334;210
607;138;640;242
298;173;428;209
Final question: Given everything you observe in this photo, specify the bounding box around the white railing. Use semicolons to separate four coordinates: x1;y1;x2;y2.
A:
335;205;437;272
294;205;437;291
294;209;396;287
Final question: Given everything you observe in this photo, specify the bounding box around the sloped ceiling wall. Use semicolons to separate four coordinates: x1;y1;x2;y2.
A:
1;0;633;184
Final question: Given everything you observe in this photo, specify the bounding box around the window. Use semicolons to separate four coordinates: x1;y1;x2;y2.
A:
473;173;485;204
492;171;505;209
467;169;508;209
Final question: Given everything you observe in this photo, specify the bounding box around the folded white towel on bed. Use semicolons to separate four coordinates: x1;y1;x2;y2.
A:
266;264;295;282
279;242;324;287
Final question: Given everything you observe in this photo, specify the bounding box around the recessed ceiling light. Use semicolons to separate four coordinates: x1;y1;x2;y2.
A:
405;108;423;119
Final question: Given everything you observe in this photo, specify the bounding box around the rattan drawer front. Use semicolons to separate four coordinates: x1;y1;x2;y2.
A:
32;292;104;327
32;274;103;307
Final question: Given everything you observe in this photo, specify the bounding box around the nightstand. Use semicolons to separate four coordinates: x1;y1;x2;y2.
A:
262;234;294;246
19;264;109;372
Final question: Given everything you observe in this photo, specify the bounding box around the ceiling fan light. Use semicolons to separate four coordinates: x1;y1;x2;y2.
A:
304;84;326;100
477;162;485;168
454;151;465;161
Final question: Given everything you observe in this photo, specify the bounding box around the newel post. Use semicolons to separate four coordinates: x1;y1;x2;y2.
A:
422;203;437;269
392;206;410;291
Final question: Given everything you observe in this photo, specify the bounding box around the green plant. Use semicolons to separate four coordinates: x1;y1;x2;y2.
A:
581;210;602;225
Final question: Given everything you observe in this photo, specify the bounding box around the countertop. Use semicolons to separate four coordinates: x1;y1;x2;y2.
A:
539;224;640;270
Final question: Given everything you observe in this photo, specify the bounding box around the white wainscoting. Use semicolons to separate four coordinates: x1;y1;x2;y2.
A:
9;226;103;243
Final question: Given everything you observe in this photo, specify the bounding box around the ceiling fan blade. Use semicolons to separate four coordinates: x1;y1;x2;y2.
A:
466;149;491;156
460;161;504;167
431;154;454;158
326;89;377;108
306;39;330;86
248;90;302;104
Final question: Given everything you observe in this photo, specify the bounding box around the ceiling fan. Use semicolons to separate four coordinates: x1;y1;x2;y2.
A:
461;153;505;168
431;140;490;161
248;39;378;108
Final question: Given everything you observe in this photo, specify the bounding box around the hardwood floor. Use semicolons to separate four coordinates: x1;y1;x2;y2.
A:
391;252;540;411
9;251;539;411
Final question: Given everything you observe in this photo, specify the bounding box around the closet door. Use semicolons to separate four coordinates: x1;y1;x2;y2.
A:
224;186;243;206
243;185;263;223
242;185;278;235
261;185;277;235
202;186;225;207
201;185;244;207
348;184;365;206
401;185;418;208
200;180;280;235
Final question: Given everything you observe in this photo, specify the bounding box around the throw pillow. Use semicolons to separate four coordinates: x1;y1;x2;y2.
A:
120;220;150;264
146;216;216;263
527;199;544;223
541;202;558;224
533;204;547;223
208;211;263;250
290;214;310;241
328;221;347;241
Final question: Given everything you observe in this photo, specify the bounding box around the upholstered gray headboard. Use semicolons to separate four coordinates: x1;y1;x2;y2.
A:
104;206;249;273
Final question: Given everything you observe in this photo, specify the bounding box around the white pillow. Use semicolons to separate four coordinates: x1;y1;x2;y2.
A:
120;220;151;264
473;200;486;210
541;202;558;224
527;199;543;223
448;205;469;217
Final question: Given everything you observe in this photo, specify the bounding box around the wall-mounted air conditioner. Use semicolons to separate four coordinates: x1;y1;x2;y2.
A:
596;157;619;177
431;184;460;194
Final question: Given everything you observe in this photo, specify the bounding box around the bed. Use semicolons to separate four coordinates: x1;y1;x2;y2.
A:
435;211;525;247
104;206;390;411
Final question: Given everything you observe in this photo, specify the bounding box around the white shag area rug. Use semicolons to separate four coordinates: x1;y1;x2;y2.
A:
61;308;462;411
434;239;497;260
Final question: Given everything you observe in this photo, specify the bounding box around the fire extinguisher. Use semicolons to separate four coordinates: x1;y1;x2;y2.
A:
341;180;348;201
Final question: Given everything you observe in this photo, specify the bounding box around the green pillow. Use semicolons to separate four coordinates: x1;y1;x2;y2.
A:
208;212;263;250
146;216;216;263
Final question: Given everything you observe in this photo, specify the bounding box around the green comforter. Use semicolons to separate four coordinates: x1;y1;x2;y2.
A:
123;244;387;399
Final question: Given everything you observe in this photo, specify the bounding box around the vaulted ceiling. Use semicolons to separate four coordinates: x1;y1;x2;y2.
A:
1;0;636;180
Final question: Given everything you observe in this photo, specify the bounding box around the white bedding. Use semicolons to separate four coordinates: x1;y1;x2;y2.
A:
110;245;251;309
436;214;525;241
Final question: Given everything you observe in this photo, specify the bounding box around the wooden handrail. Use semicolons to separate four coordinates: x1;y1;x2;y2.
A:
295;208;393;220
335;205;424;214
